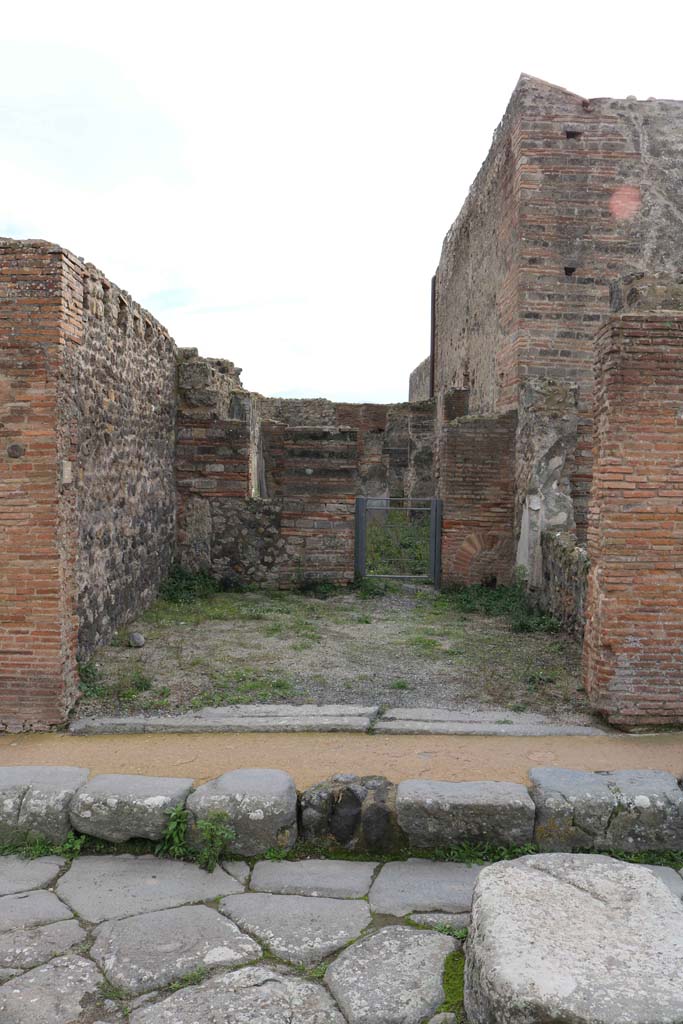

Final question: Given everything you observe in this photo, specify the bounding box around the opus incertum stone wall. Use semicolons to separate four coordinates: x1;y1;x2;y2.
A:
2;765;683;857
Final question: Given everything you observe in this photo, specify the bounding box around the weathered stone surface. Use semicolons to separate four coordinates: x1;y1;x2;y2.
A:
326;925;455;1024
69;773;193;842
0;890;73;932
0;767;89;844
397;780;535;847
0;919;87;969
70;705;378;735
219;892;370;965
56;854;242;922
369;859;483;916
187;769;297;856
91;905;261;994
129;964;345;1023
530;768;683;851
250;858;377;898
465;854;683;1024
410;911;470;930
221;860;251;885
376;707;601;736
0;954;104;1024
0;855;65;896
645;864;683;898
300;774;399;852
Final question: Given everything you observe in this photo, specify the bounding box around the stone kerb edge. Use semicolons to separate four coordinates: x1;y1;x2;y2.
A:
1;766;682;855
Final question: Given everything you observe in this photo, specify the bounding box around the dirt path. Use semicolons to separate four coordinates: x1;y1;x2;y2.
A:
1;730;681;787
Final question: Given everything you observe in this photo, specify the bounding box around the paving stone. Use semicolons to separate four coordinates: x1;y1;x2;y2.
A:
0;890;73;932
0;767;89;844
397;779;535;848
71;705;379;735
250;858;378;897
410;911;470;929
0;919;87;969
219;892;371;964
221;860;251;885
0;968;20;981
0;855;65;896
326;925;455;1024
465;854;683;1024
91;905;262;994
0;954;104;1024
187;768;297;857
69;773;194;842
428;1015;457;1024
369;859;483;916
530;768;683;852
56;854;243;922
129;964;345;1023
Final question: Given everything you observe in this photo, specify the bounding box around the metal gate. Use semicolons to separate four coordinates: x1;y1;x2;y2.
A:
354;497;442;584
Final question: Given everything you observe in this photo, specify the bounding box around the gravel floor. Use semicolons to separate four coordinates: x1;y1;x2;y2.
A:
75;586;594;726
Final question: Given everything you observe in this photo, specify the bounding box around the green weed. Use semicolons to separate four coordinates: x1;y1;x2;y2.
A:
158;564;219;604
438;951;466;1019
78;659;105;698
195;812;236;872
155;805;190;860
168;965;208;991
365;508;430;577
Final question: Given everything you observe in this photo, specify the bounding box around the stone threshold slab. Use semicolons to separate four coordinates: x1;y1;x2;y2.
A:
69;705;606;736
69;705;379;735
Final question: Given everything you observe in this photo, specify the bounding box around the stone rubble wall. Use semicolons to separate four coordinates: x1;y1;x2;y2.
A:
408;356;431;402
3;765;683;858
536;530;589;636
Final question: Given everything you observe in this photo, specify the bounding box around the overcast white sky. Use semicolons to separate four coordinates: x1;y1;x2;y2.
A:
2;1;682;401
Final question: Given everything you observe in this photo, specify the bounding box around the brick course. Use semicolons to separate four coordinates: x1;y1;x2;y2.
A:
583;310;683;727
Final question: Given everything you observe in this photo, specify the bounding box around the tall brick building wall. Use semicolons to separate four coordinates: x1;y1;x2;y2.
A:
424;75;683;536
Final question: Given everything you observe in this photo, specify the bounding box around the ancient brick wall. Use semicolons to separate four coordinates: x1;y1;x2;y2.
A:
0;241;80;729
583;298;683;728
437;412;517;586
433;75;683;538
408;357;431;401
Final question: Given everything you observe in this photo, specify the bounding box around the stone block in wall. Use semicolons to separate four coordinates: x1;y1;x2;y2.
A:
0;766;89;844
69;774;194;843
396;780;535;849
536;529;589;636
530;768;683;852
300;775;400;853
186;769;297;857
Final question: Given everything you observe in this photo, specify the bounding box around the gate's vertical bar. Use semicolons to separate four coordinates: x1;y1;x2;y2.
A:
430;498;442;587
354;496;367;578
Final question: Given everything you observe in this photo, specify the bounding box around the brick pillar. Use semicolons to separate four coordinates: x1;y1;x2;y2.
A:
438;411;516;586
583;297;683;728
0;241;81;729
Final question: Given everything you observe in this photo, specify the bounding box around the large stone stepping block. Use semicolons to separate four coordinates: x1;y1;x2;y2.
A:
56;854;243;922
465;853;683;1024
0;890;73;932
69;773;194;842
397;780;535;848
0;766;89;844
219;892;371;964
129;964;345;1023
250;858;378;898
0;954;104;1024
91;905;261;994
325;925;456;1024
369;859;483;916
0;855;65;896
0;919;87;970
300;774;400;852
530;768;683;851
186;768;297;856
